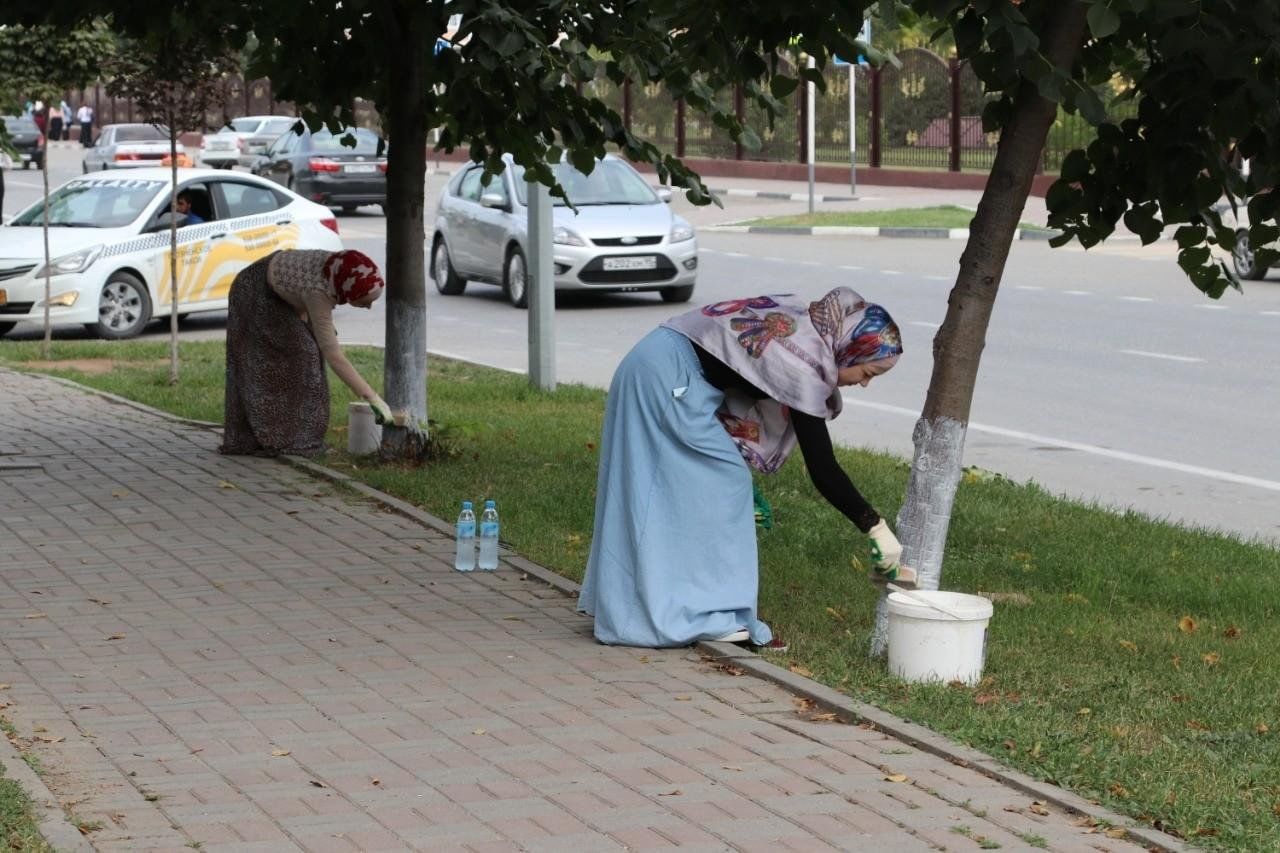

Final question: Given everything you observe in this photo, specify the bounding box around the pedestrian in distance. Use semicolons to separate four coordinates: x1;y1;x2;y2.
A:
220;249;392;457
577;286;908;650
76;103;94;147
47;102;64;142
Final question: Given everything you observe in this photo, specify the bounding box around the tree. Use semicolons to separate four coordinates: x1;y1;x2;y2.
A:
0;23;115;357
105;21;240;384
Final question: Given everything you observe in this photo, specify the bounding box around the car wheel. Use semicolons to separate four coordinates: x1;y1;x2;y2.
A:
0;322;14;338
23;160;32;170
341;204;358;214
1233;229;1268;281
432;239;466;295
660;284;695;304
90;272;153;340
82;162;88;174
504;247;530;309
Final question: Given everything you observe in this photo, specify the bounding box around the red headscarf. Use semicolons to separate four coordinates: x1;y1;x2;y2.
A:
324;250;384;304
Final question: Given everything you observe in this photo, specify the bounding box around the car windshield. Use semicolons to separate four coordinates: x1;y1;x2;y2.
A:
228;118;261;133
115;125;168;142
263;119;296;135
311;128;382;154
513;160;658;207
3;117;37;133
9;178;163;228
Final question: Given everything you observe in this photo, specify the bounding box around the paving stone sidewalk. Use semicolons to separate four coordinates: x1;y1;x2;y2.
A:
0;369;1152;852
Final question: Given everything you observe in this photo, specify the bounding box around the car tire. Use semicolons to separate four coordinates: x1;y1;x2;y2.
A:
23;160;31;170
89;272;153;340
341;204;357;214
432;238;466;295
0;322;14;338
504;247;530;309
82;162;88;174
1233;229;1269;281
660;284;695;304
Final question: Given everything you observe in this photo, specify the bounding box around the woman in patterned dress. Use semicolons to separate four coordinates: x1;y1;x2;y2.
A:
220;249;391;457
577;287;906;649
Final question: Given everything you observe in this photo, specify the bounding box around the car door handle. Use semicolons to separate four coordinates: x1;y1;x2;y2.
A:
275;218;293;226
209;232;229;240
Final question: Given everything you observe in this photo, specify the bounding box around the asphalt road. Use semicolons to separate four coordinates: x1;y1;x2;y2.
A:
6;146;1279;544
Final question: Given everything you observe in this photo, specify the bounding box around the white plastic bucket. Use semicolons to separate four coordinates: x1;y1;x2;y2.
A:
886;590;994;686
347;402;382;455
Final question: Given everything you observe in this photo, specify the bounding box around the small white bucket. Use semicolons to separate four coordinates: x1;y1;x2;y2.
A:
347;402;382;455
886;590;994;686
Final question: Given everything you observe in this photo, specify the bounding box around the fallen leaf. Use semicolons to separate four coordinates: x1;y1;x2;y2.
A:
1109;783;1130;798
1064;593;1089;604
0;684;10;690
1223;625;1242;639
190;747;204;754
1178;615;1198;634
1186;719;1210;731
309;780;326;788
637;655;650;664
104;634;126;641
217;481;238;490
35;735;65;743
1104;827;1127;839
974;693;999;706
472;729;486;736
1171;655;1182;671
1169;694;1189;703
1273;802;1280;818
658;789;681;796
271;749;291;757
111;489;128;498
1256;723;1270;735
809;712;840;722
24;613;47;619
825;606;845;622
1202;652;1221;666
1073;816;1099;828
792;697;815;712
789;664;814;678
371;778;381;786
674;696;691;702
1077;707;1092;716
884;773;908;783
88;599;110;606
1029;803;1050;816
1002;739;1016;751
1192;827;1219;838
1118;640;1138;653
721;765;742;772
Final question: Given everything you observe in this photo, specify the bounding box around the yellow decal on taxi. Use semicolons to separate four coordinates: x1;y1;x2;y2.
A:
156;223;303;306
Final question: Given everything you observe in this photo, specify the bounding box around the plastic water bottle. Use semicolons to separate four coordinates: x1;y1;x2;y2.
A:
478;500;500;571
454;501;476;572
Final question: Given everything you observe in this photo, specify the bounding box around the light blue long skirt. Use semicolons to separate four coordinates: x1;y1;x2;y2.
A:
578;327;773;648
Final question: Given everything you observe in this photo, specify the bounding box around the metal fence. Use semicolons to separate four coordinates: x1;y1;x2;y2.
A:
72;49;1128;175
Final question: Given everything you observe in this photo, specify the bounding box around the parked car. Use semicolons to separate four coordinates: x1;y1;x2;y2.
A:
2;116;45;169
0;168;342;340
252;125;387;213
1225;190;1277;281
82;124;185;172
430;154;698;307
200;115;297;169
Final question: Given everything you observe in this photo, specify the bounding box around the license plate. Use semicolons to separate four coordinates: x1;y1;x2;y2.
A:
19;153;30;161
209;141;233;150
344;164;376;174
602;255;657;271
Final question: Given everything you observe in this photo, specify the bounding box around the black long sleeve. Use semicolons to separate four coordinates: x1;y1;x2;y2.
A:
691;343;881;533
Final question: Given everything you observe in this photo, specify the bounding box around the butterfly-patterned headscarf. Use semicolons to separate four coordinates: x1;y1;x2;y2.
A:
662;287;902;473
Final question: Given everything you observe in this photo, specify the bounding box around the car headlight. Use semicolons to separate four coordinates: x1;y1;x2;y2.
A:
553;226;586;247
33;245;104;278
670;221;695;243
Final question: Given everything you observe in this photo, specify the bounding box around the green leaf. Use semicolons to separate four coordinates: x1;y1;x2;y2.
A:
1060;150;1091;183
1087;2;1122;39
1173;225;1207;249
770;76;800;99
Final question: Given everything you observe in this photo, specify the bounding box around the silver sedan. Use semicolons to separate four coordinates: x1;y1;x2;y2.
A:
429;155;698;307
82;123;180;172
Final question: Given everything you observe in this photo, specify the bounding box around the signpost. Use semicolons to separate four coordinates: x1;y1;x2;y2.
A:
527;178;556;391
834;19;871;198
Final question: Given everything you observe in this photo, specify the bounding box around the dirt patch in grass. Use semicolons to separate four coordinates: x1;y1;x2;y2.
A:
19;359;167;375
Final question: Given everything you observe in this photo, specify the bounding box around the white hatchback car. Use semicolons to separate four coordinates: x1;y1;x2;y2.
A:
0;168;343;339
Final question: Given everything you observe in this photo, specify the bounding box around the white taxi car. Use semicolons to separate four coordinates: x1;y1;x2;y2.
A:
0;168;343;339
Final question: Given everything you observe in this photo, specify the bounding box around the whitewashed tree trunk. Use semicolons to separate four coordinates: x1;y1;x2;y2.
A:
869;1;1090;658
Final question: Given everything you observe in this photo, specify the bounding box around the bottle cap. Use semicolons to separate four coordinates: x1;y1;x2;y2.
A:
484;500;496;508
462;500;473;509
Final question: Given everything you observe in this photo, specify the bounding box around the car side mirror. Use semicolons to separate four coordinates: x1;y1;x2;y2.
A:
146;212;188;233
656;187;673;203
480;192;508;210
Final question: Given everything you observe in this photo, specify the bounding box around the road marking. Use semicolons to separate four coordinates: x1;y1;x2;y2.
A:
723;252;748;258
1064;290;1091;296
842;398;1280;494
1262;310;1280;317
1119;296;1154;302
763;257;785;262
1118;349;1203;363
1015;285;1043;291
924;275;951;282
908;321;941;329
800;261;822;267
839;265;863;271
879;270;902;276
1194;304;1229;311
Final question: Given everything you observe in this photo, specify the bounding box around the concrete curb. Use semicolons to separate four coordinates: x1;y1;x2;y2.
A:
18;368;1187;853
0;728;95;853
710;187;859;203
707;223;1062;240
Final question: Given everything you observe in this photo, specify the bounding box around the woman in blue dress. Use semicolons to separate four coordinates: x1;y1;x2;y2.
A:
578;287;907;649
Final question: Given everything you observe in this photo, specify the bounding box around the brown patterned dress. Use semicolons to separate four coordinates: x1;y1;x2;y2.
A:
220;253;331;456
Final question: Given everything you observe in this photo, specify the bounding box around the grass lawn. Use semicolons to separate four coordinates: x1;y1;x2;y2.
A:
740;205;1049;231
0;730;50;852
3;340;1278;850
